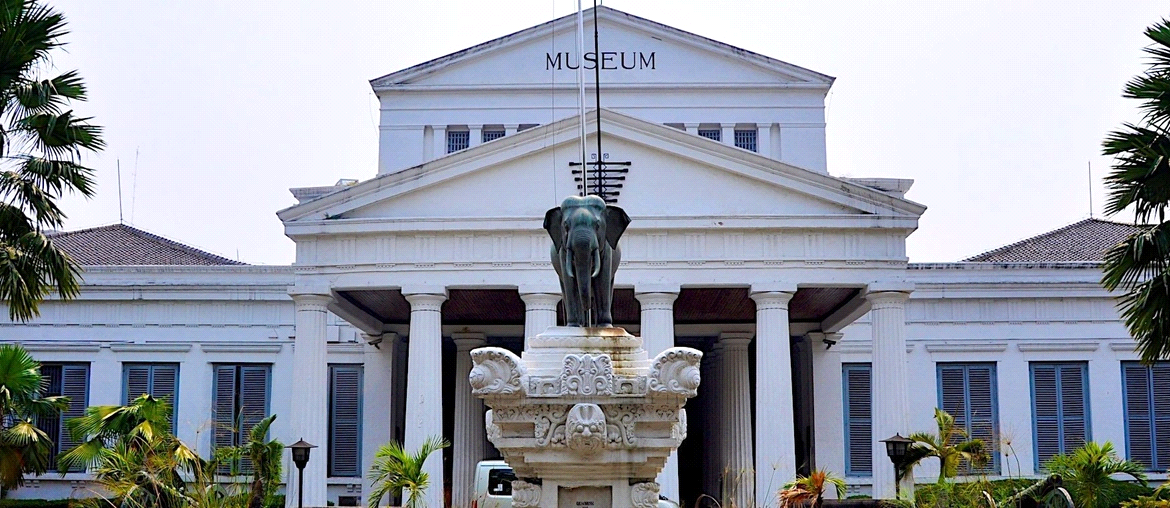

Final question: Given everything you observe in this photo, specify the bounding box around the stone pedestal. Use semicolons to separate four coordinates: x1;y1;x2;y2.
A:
471;326;702;508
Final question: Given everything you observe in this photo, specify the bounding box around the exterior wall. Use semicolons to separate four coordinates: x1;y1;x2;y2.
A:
813;264;1155;497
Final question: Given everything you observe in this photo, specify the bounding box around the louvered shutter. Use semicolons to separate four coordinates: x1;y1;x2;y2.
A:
58;365;89;472
843;364;872;476
1032;364;1061;466
938;365;968;438
37;365;63;470
213;365;238;458
238;366;271;474
1124;363;1154;467
1058;364;1088;454
966;365;998;474
151;365;179;431
125;365;151;404
330;365;363;477
1154;364;1170;470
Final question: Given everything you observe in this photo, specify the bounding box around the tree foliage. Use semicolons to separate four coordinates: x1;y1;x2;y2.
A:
1102;18;1170;363
0;0;104;322
0;343;67;493
779;469;846;508
903;408;988;484
1044;441;1146;508
212;415;283;508
367;436;450;508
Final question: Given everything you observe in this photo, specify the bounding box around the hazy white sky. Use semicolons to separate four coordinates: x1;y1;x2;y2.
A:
45;1;1169;264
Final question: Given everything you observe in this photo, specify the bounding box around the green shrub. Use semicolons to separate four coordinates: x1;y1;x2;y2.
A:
915;479;1034;508
0;499;77;508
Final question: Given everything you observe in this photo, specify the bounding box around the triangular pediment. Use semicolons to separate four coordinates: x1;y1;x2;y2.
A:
278;110;924;226
370;6;833;90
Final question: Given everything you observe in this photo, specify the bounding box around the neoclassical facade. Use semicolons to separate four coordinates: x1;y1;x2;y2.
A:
1;7;1160;508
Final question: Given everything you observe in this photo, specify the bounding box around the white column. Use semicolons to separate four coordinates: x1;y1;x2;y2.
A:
867;288;912;500
362;333;397;507
520;291;560;349
453;333;487;508
636;290;680;501
751;291;795;508
468;125;483;148
721;123;735;147
289;291;331;508
404;290;448;508
702;344;722;498
758;123;773;158
719;332;755;508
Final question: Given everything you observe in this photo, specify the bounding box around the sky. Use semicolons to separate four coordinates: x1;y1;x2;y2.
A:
43;0;1170;265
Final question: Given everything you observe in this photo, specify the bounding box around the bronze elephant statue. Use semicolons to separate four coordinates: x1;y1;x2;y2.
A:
543;195;631;327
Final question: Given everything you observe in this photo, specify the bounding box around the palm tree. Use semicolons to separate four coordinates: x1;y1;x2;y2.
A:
779;469;846;508
1043;441;1146;508
904;408;988;484
0;0;105;322
0;343;68;494
1101;18;1170;363
367;435;450;508
213;414;283;508
58;394;199;508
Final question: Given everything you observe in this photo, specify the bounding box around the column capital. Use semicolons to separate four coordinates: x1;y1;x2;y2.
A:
635;291;678;310
453;332;487;351
865;290;911;308
750;290;794;309
867;281;915;294
635;282;681;295
402;285;448;297
751;282;797;294
519;292;561;306
405;292;447;311
291;293;332;311
718;331;754;348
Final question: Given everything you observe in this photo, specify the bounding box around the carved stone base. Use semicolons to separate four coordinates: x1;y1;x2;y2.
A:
472;327;701;508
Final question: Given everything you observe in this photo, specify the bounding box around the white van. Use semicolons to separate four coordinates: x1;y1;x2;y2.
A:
472;460;680;508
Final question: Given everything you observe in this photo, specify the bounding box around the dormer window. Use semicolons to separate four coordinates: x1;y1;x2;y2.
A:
447;129;470;153
482;126;506;142
734;128;757;152
698;128;721;141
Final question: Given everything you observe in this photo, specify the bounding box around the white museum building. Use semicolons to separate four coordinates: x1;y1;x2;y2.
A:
3;6;1166;508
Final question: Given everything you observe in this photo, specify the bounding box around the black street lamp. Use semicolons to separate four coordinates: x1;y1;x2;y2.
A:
287;439;317;508
880;434;913;498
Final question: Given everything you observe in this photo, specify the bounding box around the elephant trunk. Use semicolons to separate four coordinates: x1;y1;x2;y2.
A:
567;229;599;324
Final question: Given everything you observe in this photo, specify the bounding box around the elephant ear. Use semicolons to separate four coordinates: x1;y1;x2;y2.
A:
543;207;564;252
604;205;631;249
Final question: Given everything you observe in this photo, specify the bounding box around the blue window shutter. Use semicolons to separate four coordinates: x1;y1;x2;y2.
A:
124;364;151;404
1154;363;1170;470
212;365;238;457
1124;363;1154;468
938;363;999;474
1032;364;1060;467
58;364;89;472
842;364;872;476
330;365;363;477
1058;364;1089;454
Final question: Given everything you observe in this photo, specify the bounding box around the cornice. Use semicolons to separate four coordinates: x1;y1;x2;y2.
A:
1016;342;1100;353
200;343;284;354
923;342;1009;353
109;343;194;353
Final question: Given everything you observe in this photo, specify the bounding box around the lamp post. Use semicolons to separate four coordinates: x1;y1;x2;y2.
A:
880;434;913;498
288;439;317;508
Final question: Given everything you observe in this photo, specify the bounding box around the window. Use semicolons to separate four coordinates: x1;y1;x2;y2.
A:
734;128;758;152
487;467;516;496
938;363;999;474
842;363;872;476
329;365;363;477
697;129;721;141
446;130;470;153
212;364;271;473
1122;362;1170;470
482;128;505;143
1031;363;1089;467
124;363;179;430
36;363;89;471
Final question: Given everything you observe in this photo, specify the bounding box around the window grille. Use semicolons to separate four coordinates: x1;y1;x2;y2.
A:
697;129;721;141
482;129;505;142
1122;361;1170;470
447;130;470;153
938;363;1000;474
842;363;872;476
329;365;364;477
1031;363;1089;468
734;129;758;152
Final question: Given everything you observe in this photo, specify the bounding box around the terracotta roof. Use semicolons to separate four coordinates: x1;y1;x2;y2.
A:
48;224;245;266
963;218;1146;263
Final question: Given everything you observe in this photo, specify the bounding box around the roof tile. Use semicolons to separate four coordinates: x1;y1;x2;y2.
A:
962;218;1144;263
48;224;245;266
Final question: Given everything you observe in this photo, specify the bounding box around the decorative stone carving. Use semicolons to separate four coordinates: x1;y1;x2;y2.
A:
512;480;542;508
611;376;648;396
565;403;607;454
485;410;501;440
649;347;702;397
470;347;524;396
631;482;660;508
560;354;613;396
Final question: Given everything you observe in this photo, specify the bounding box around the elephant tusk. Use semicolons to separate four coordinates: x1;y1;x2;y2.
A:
592;248;601;278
